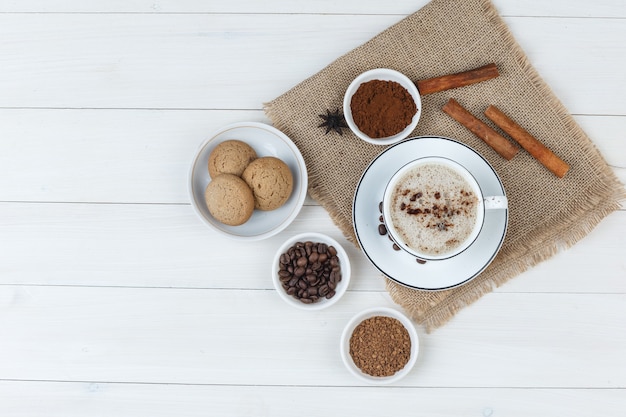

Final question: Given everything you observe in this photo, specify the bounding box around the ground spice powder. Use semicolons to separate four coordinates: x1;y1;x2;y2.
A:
350;79;417;138
349;315;411;377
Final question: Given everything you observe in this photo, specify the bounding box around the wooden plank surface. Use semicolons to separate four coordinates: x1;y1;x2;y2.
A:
1;286;625;387
0;204;624;293
0;0;623;18
1;382;624;417
0;15;623;114
0;110;623;203
0;0;624;415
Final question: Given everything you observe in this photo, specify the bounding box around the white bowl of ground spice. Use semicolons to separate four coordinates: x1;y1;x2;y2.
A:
340;306;419;384
343;68;421;145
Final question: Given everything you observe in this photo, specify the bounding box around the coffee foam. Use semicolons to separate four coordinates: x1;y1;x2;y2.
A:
389;163;479;257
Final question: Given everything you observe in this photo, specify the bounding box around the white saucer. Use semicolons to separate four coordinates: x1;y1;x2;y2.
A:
353;136;508;291
189;122;308;241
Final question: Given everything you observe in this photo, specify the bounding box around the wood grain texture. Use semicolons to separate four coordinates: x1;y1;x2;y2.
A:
0;0;623;17
0;1;624;415
1;286;625;387
0;15;623;114
1;382;624;417
0;204;623;293
0;110;622;204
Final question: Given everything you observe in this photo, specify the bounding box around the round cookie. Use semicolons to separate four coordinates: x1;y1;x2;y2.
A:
242;156;293;211
205;174;255;226
208;140;257;178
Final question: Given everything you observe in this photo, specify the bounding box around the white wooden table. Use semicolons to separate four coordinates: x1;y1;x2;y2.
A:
1;1;625;415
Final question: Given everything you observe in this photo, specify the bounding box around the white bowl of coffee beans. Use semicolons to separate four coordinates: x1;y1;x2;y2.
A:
340;307;419;384
272;232;351;310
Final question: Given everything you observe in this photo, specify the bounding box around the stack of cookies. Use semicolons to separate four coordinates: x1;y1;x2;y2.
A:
205;140;294;226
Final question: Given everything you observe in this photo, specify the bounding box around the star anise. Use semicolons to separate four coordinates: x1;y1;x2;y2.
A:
318;108;348;135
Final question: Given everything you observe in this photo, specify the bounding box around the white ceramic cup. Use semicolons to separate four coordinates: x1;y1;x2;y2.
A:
382;156;507;261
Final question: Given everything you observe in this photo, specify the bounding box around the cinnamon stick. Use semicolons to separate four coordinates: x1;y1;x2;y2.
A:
416;63;499;95
485;105;570;178
442;98;519;160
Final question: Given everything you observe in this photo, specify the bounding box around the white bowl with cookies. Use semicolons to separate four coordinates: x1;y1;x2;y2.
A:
189;122;308;240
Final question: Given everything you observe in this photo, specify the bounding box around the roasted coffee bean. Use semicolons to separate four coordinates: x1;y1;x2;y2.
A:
393;244;401;251
277;240;343;304
378;224;387;235
416;258;427;264
379;201;383;213
318;284;329;296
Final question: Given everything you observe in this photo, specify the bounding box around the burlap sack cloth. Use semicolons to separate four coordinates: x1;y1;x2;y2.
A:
264;0;625;331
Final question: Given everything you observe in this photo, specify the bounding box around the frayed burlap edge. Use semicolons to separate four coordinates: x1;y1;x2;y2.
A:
385;0;626;332
386;195;624;332
264;0;626;332
265;116;363;250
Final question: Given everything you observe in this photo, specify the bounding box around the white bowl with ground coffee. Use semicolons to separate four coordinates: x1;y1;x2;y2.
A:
383;156;507;261
340;307;419;384
343;68;421;145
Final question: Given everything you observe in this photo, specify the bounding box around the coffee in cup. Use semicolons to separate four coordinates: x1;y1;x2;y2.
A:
383;157;506;260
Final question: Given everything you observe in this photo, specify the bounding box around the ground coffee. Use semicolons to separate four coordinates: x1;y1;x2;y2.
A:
349;315;411;377
350;79;417;138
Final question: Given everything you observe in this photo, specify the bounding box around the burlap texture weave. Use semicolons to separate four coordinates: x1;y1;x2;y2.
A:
264;0;625;331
